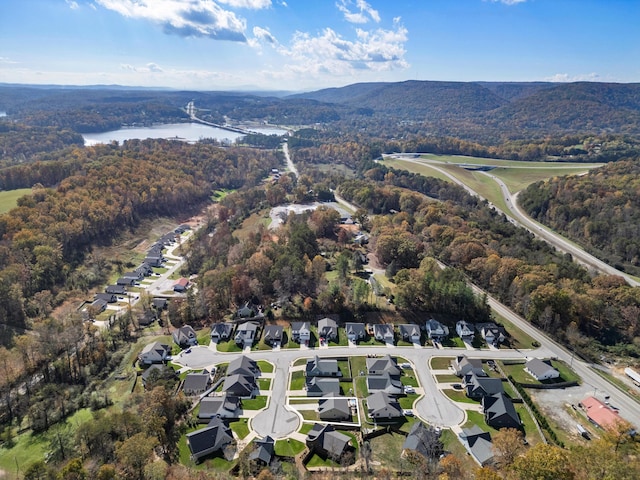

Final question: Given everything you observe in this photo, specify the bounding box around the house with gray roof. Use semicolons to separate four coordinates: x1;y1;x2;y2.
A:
305;377;341;397
105;284;126;295
456;320;475;342
403;422;443;460
318;398;351;422
263;325;283;346
366;355;401;376
173;325;198;348
476;322;506;346
306;356;341;377
249;436;274;466
237;302;257;319
452;355;486;377
198;394;241;420
525;358;560;381
345;323;366;343
210;322;234;341
138;341;170;365
463;372;504;400
366;391;403;420
227;356;259;378
459;425;494;466
186;417;234;462
425;319;449;342
482;392;521;429
373;324;395;343
94;293;117;303
291;321;311;344
234;321;260;347
367;372;403;396
90;298;108;313
116;276;136;286
223;374;256;398
399;324;421;343
182;373;211;396
306;424;352;459
318;317;338;341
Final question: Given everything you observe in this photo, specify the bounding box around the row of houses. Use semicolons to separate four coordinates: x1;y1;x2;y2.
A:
456;320;507;347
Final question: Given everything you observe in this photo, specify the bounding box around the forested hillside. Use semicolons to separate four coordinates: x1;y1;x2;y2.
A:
519;158;640;276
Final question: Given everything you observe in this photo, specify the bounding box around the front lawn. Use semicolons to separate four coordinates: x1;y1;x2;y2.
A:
399;394;419;410
229;419;250;439
299;423;315;434
290;371;306;390
257;378;271;391
216;340;242;353
349;356;367;377
400;372;419;387
275;439;305;457
551;360;581;384
436;374;460;383
442;389;479;404
430;357;455;370
242;396;268;410
256;360;274;373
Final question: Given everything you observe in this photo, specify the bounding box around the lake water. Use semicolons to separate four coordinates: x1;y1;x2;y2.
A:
83;122;247;146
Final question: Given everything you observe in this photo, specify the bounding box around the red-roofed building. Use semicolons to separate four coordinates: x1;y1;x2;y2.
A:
173;278;190;292
581;396;622;430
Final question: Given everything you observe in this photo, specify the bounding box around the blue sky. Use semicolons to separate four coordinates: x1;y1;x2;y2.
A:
0;0;638;91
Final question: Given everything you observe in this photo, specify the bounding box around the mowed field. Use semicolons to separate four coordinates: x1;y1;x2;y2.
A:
0;188;31;214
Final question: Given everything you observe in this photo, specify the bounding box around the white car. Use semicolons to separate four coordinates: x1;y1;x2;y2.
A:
403;409;414;416
404;386;415;394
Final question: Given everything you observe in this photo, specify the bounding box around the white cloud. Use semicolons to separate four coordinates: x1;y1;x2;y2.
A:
545;72;601;82
337;0;380;24
96;0;248;42
217;0;271;8
0;57;18;64
120;62;164;73
66;0;80;9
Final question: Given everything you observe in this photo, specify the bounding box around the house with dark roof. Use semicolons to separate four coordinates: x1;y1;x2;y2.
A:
476;323;506;346
425;319;449;342
482;393;521;429
138;342;170;365
116;276;136;286
581;396;623;430
318;398;351;422
210;322;234;341
456;320;475;342
306;424;352;460
237;302;257;319
291;321;311;344
263;325;283;346
249;436;275;466
173;278;190;292
173;325;198;348
452;355;486;377
366;391;403;420
345;323;366;343
94;293;117;303
90;298;108;313
399;324;421;343
403;422;442;460
182;373;211;396
367;373;403;396
186;417;234;462
227;356;259;378
223;374;256;398
135;264;153;277
234;321;260;347
373;324;395;343
198;394;241;420
105;284;126;295
318;317;338;341
305;377;341;397
463;372;504;400
144;255;164;267
459;425;494;466
122;271;144;282
525;358;560;381
306;356;341;377
366;355;401;376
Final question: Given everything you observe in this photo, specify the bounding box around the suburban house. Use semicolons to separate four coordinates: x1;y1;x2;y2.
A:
135;264;153;277
403;422;442;460
318;317;339;341
463;372;504;399
476;323;506;346
186;417;234;462
234;322;260;347
262;325;283;346
425;319;450;342
366;391;403;420
459;425;494;466
482;393;522;429
94;293;117;303
173;278;190;292
173;325;198;348
90;298;108;313
182;373;211;396
237;302;257;319
138;342;171;365
210;322;234;341
227;356;260;378
223;374;256;398
345;323;367;343
306;424;352;460
306;356;341;377
291;321;311;344
452;355;486;377
525;358;560;381
116;276;136;286
249;436;275;466
122;271;144;282
366;355;401;376
144;256;164;267
373;324;395;343
399;324;421;343
366;372;403;396
456;320;475;342
305;377;341;397
105;284;126;295
152;298;168;310
318;398;352;422
198;394;241;420
580;396;623;430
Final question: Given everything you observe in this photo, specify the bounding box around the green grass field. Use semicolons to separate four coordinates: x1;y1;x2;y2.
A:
0;188;31;214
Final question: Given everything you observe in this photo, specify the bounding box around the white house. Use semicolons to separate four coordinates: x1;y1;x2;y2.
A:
456;321;475;341
138;342;171;365
291;321;311;344
525;358;560;381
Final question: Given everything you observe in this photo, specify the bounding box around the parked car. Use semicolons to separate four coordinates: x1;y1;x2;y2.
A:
404;386;415;394
403;409;414;416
